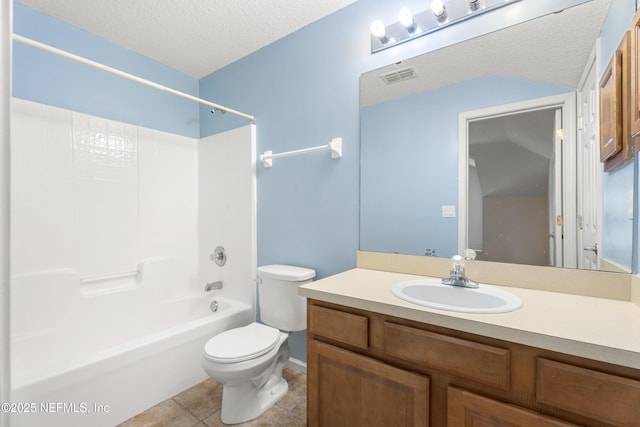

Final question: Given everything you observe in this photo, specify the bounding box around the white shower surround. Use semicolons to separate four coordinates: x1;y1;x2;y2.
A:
0;2;11;425
10;99;257;426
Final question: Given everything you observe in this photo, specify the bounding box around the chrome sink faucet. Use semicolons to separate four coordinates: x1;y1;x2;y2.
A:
442;254;479;288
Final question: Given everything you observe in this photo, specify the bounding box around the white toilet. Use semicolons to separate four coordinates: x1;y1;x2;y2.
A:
201;264;315;424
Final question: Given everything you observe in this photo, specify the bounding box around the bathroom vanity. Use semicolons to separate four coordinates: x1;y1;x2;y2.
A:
300;253;640;427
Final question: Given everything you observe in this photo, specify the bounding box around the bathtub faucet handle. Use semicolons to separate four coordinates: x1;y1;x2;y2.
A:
210;246;227;266
205;281;223;291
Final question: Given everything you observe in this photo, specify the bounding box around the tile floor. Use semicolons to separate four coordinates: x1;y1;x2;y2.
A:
118;369;306;427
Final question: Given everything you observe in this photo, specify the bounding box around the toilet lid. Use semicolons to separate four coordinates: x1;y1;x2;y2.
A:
204;322;280;363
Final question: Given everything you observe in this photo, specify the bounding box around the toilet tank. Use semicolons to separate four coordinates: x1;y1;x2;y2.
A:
257;264;315;332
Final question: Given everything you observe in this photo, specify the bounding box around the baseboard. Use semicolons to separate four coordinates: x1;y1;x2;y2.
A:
286;357;306;374
601;257;632;273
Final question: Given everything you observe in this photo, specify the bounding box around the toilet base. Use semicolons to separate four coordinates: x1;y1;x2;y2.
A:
220;374;289;424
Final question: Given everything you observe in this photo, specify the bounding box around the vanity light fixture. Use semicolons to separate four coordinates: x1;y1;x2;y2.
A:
431;0;448;24
370;19;391;44
370;0;520;53
398;7;418;34
467;0;483;13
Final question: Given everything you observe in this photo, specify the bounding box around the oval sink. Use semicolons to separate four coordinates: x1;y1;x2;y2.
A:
391;278;522;314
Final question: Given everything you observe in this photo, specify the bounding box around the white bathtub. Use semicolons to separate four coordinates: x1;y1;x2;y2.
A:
10;284;254;427
9;102;258;426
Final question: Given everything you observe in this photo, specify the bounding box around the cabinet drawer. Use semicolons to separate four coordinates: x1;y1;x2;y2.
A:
536;358;640;426
308;304;369;349
448;387;576;426
384;322;510;390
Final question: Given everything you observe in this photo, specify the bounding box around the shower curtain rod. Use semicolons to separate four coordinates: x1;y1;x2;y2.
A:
12;34;255;121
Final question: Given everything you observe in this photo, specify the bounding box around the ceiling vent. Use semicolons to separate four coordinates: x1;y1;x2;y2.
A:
379;67;417;85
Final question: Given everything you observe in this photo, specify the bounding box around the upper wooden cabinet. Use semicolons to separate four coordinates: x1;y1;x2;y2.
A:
600;45;623;162
601;30;635;171
630;9;640;142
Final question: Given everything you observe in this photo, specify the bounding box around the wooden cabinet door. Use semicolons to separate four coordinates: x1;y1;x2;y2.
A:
447;387;576;427
308;339;429;427
599;49;623;161
604;31;634;171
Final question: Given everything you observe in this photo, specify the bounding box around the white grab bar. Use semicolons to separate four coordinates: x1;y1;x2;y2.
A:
80;267;141;285
260;137;342;168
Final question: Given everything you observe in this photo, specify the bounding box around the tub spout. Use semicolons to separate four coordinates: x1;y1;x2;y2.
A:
205;281;223;291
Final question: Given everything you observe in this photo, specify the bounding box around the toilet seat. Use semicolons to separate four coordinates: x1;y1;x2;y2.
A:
204;322;280;363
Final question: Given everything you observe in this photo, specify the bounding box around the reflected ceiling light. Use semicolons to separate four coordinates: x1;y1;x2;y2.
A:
398;7;418;34
467;0;483;12
370;19;391;44
369;0;521;54
431;0;448;23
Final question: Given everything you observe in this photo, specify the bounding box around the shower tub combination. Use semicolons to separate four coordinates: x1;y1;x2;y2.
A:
9;100;258;427
10;266;254;427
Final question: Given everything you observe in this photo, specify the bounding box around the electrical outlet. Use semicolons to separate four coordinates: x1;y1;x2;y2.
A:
442;205;456;218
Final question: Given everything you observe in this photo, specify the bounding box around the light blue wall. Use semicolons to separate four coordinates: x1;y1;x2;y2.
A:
360;76;572;257
13;3;200;137
599;0;636;74
200;3;363;279
12;0;607;362
599;0;636;270
636;154;639;273
199;5;364;361
603;164;634;268
199;0;593;361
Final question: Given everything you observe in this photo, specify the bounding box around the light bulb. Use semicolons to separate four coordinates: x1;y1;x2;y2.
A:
430;0;446;17
370;20;386;39
467;0;482;12
370;20;391;44
398;7;414;28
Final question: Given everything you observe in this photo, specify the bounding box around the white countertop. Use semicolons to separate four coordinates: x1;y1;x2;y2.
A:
299;268;640;370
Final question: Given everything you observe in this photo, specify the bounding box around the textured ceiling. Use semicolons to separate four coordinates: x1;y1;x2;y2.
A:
361;0;612;106
17;0;356;78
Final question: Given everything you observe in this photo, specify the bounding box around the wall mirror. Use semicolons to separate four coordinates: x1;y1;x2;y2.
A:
360;0;636;273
